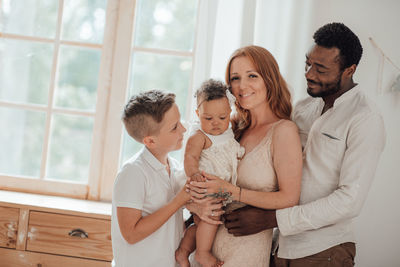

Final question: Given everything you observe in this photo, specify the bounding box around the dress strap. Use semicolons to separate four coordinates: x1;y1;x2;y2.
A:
264;119;284;143
264;119;285;160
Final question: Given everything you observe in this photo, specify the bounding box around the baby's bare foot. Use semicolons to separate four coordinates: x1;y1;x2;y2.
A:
195;250;223;267
175;247;191;267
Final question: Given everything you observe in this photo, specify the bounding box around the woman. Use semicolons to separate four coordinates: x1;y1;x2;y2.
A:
188;45;302;267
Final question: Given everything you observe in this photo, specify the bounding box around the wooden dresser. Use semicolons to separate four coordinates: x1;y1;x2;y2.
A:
0;190;112;267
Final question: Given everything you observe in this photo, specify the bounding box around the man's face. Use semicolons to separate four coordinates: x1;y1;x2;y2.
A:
305;45;344;98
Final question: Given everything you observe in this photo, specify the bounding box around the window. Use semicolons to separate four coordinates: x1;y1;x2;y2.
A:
0;0;200;201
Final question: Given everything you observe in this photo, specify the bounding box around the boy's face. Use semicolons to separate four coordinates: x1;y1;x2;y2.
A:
196;97;231;136
153;103;186;152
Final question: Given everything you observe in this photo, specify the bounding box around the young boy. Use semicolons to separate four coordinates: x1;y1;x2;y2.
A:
111;90;190;267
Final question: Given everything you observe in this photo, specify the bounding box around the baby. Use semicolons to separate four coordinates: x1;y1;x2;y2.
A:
175;79;244;267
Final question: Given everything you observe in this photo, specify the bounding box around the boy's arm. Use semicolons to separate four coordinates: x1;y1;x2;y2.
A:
184;131;206;181
117;187;190;244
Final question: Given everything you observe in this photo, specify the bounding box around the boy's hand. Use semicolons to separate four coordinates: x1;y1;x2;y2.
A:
177;183;191;203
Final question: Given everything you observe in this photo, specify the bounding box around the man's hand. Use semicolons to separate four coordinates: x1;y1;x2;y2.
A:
223;205;277;236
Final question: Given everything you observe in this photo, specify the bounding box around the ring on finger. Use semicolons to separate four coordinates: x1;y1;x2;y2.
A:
211;210;215;217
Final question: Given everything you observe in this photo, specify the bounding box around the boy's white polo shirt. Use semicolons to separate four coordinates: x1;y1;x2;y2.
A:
111;147;186;267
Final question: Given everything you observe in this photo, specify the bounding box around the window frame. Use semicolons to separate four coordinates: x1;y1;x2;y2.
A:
0;0;203;201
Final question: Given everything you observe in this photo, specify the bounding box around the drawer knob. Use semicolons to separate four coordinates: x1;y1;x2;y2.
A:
68;228;89;238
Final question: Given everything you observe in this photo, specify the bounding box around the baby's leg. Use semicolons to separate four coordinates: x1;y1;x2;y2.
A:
176;224;197;267
195;219;223;267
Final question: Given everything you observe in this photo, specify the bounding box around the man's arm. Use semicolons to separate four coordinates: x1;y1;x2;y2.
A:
277;113;386;236
223;205;277;236
224;113;386;237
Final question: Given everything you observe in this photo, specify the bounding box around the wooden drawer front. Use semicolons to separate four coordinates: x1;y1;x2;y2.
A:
0;248;111;267
27;211;112;261
0;206;19;249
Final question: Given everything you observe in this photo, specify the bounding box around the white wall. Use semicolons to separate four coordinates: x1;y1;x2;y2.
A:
207;0;400;266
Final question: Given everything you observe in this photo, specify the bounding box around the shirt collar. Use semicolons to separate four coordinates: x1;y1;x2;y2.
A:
141;146;168;172
333;84;360;107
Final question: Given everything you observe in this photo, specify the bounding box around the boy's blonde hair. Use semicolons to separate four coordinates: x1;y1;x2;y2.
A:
122;90;176;143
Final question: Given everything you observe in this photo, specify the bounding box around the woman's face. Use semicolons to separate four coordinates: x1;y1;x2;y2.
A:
229;56;268;111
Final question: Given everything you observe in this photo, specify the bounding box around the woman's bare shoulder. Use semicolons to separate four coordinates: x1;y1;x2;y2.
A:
274;119;299;134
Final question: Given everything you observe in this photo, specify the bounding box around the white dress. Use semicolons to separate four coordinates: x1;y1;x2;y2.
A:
196;126;244;186
189;125;244;267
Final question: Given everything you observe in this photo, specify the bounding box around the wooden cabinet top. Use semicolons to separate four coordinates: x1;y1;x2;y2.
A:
0;190;111;220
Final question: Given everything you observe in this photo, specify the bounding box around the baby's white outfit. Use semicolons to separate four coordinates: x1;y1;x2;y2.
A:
196;125;244;185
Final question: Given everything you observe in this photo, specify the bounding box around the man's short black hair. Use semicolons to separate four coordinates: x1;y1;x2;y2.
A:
313;22;363;69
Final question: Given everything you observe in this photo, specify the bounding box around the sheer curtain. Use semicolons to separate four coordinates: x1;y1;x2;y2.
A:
194;0;315;104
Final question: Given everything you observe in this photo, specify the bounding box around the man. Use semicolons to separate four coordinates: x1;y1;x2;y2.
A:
223;22;386;266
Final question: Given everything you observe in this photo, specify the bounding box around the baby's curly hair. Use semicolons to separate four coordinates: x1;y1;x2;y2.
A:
313;22;363;69
195;79;228;107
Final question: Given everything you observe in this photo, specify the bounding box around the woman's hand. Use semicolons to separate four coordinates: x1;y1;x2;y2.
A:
188;171;236;196
185;197;224;225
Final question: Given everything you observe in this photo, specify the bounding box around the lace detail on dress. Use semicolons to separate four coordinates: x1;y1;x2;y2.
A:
197;128;245;186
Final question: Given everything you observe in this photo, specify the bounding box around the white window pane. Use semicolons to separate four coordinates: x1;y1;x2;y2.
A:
61;0;107;44
46;114;93;183
134;0;198;51
0;0;58;38
120;131;143;165
0;107;46;177
55;45;101;111
129;52;192;116
0;39;53;105
121;52;191;165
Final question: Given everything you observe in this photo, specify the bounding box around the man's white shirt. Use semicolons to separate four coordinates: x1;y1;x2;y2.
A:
276;85;386;259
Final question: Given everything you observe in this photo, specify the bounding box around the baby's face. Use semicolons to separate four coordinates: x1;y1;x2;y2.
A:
196;97;231;136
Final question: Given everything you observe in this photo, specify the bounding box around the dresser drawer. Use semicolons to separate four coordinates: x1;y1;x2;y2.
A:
27;211;112;261
0;248;111;267
0;206;19;249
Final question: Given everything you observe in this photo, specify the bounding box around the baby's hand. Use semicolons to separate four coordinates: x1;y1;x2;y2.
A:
190;172;205;182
